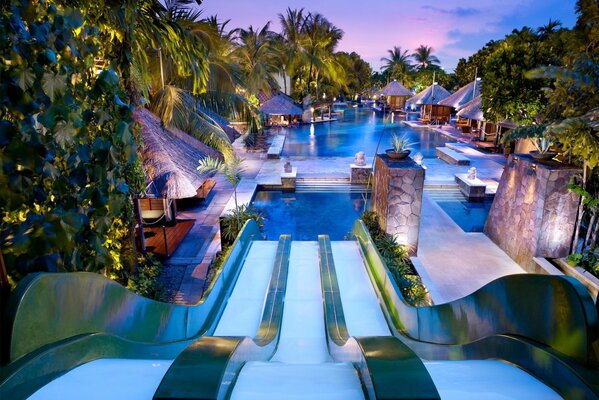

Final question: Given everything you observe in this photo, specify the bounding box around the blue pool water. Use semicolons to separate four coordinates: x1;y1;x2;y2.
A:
433;193;493;232
251;190;369;240
282;109;449;158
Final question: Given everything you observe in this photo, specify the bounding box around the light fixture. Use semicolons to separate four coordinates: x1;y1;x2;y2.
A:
527;163;537;176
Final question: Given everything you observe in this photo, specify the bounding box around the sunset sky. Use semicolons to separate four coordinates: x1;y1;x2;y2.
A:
200;0;578;72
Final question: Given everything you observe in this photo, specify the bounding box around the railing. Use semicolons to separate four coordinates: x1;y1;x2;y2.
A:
154;235;292;400
318;235;440;400
352;219;599;399
0;221;263;399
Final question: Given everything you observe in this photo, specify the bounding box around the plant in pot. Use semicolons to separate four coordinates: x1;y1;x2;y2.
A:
530;136;557;161
386;133;418;160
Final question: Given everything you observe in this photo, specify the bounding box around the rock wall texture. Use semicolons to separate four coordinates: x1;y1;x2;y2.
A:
350;164;372;184
484;154;581;272
372;155;425;256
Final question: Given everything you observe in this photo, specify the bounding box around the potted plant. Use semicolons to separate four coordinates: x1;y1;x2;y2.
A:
386;133;418;160
529;136;557;161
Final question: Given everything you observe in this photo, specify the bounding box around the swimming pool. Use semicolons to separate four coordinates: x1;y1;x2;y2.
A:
427;188;493;232
251;189;369;240
282;109;450;158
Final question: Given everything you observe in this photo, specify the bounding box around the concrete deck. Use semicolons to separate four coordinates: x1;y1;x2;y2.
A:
169;126;516;305
412;194;525;304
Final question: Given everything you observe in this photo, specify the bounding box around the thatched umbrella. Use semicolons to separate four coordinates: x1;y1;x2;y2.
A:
457;95;484;121
438;80;482;110
259;94;304;115
135;108;220;199
406;83;451;106
377;80;412;97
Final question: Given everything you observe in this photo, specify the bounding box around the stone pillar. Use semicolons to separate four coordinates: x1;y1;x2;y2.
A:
350;164;372;184
484;154;581;273
281;167;297;191
372;154;425;256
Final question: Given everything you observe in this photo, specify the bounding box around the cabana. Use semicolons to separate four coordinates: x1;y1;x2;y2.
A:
456;95;500;150
438;79;482;112
259;94;304;126
377;80;412;110
406;83;451;124
134;108;221;256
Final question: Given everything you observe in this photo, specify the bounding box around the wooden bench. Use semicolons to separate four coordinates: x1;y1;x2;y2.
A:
472;140;498;152
196;179;216;200
436;147;471;165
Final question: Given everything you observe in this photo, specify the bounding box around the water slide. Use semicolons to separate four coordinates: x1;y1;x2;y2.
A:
26;236;285;400
1;220;598;399
328;239;563;399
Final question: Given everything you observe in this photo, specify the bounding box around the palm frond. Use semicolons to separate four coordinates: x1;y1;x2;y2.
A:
150;85;234;159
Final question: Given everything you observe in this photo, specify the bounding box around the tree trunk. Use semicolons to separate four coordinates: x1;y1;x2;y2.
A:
0;249;8;365
584;210;596;250
571;164;588;253
591;215;599;249
0;250;9;293
315;70;320;101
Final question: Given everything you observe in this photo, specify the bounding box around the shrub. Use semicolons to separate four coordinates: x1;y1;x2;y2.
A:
127;254;164;301
361;211;429;306
220;204;264;246
567;247;599;277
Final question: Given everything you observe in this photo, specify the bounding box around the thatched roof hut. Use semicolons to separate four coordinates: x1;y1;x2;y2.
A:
378;80;412;97
135;108;220;199
198;105;239;142
260;94;304;116
406;83;451;106
438;80;481;110
457;95;484;121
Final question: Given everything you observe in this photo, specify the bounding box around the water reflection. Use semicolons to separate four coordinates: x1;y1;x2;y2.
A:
282;109;449;158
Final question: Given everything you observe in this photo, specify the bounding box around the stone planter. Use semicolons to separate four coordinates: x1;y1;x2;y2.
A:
529;151;557;161
385;149;411;160
484;154;581;272
372;155;424;256
555;258;599;299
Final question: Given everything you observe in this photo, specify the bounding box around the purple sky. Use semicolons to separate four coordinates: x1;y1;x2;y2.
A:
200;0;577;72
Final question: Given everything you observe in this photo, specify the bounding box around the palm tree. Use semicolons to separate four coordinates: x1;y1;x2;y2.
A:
300;13;344;99
411;45;440;70
537;19;562;37
277;8;307;94
197;155;245;209
84;0;210;100
381;46;412;81
234;23;280;95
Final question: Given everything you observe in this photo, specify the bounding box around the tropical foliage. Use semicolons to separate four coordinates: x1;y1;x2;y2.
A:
375;44;458;92
411;45;440;70
0;2;145;285
362;211;429;306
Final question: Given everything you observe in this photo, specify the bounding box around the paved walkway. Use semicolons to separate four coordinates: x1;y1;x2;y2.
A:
168;125;516;305
412;194;524;304
164;141;268;304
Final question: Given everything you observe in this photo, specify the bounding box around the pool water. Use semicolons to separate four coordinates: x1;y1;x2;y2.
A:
428;189;493;232
282;109;450;158
251;190;369;240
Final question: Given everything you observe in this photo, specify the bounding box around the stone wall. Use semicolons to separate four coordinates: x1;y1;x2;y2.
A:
350;164;372;184
484;154;581;272
372;155;425;256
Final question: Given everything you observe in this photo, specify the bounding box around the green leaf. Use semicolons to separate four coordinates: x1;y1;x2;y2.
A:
54;121;76;148
42;72;67;102
17;68;35;91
